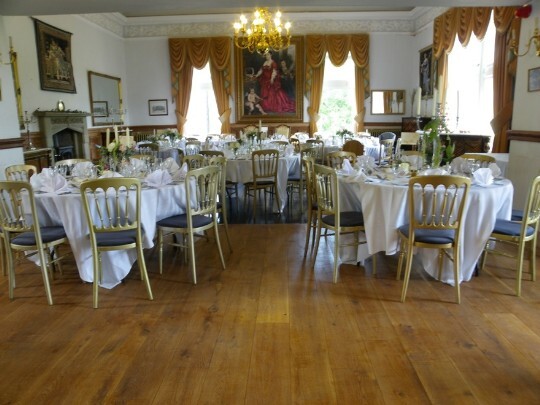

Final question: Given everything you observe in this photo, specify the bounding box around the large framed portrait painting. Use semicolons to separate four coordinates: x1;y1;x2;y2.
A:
419;45;433;98
235;37;304;123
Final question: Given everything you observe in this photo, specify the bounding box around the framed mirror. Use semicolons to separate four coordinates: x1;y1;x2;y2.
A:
371;89;405;115
88;71;123;126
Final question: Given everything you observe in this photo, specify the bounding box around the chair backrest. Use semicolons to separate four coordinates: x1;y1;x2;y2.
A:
400;132;420;146
305;139;324;163
174;148;185;166
459;153;496;167
407;175;471;236
243;125;258;134
140;142;159;152
200;150;225;158
185;165;220;219
289;137;300;153
80;178;141;237
0;181;39;237
275;125;291;137
5;164;38;181
313;163;339;219
270;140;289;147
379;132;397;142
342;140;364;156
183;154;205;169
303;156;317;208
185;141;201;156
186;137;200;142
251;149;279;182
205;155;227;203
326;151;356;169
521;175;540;231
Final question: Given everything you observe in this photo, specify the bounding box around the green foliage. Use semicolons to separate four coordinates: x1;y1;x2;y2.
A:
319;90;354;133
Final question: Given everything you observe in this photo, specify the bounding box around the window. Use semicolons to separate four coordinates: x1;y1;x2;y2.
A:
318;55;356;135
183;64;221;137
446;19;495;137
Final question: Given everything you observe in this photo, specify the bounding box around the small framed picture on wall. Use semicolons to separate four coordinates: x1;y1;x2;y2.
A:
148;99;168;116
528;67;540;92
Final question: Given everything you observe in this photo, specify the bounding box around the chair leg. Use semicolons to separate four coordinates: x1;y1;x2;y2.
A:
303;209;313;258
214;220;226;270
158;230;163;274
38;247;53;306
6;244;15;300
531;237;537;282
137;243;153;301
437;249;444;280
220;209;233;253
188;232;197;284
333;229;340;283
396;236;405;280
93;252;101;309
516;241;527;297
453;246;461;304
312;220;323;267
400;243;414;302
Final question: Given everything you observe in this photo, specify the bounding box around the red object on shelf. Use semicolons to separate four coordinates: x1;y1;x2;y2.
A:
515;4;532;19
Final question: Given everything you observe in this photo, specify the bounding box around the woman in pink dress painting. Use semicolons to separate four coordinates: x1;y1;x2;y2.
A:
254;52;295;113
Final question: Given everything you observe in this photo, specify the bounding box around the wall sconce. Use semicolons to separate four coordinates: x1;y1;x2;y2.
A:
511;25;540;57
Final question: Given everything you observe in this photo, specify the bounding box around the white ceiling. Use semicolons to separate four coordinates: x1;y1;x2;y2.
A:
0;0;527;18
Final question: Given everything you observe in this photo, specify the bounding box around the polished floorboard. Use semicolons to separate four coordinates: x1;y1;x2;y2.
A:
0;222;539;404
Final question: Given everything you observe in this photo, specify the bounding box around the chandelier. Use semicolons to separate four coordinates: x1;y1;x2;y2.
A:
233;8;291;54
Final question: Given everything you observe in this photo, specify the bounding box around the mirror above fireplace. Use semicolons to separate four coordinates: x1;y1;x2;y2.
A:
88;71;124;127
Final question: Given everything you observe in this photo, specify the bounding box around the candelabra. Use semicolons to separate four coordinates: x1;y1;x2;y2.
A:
23;110;36;150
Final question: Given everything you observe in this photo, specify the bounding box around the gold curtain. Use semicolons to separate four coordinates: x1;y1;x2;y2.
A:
433;7;517;152
305;34;369;134
169;37;232;134
491;7;519;153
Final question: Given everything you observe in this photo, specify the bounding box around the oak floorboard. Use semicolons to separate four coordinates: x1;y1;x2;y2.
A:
0;224;539;403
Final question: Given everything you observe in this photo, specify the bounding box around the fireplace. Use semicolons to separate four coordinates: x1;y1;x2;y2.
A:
35;111;90;162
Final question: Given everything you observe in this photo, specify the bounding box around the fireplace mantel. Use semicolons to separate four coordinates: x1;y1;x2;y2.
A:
35;111;90;160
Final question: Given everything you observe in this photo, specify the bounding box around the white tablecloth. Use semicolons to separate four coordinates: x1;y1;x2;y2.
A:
226;154;300;211
339;176;514;284
33;183;187;288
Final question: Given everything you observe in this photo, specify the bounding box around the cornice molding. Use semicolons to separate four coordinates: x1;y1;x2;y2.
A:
82;7;447;39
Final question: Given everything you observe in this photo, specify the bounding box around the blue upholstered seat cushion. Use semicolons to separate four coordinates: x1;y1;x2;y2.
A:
398;224;455;244
11;226;66;246
511;209;524;222
157;214;212;229
95;230;138;247
492;218;535;237
322;211;364;227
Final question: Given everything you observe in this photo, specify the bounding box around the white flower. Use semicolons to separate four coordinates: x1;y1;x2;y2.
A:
107;142;117;153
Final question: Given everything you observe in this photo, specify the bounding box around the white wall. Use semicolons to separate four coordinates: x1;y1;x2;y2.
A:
124;37;174;126
4;15;127;132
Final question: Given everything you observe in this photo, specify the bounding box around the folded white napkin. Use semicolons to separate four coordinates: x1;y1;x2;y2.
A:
420;168;449;176
488;162;501;178
172;162;189;181
145;169;172;187
162;157;180;174
341;158;356;175
473;167;494;186
129;158;146;172
450;157;466;174
71;162;94;178
30;168;70;193
99;171;124;178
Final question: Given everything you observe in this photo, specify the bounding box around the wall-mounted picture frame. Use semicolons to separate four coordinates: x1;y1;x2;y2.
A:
419;45;433;98
235;36;304;123
33;18;76;93
528;67;540;92
92;101;108;117
148;99;168;116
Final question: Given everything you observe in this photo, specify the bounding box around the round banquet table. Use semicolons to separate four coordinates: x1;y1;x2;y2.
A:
338;175;514;285
32;182;188;288
225;154;300;211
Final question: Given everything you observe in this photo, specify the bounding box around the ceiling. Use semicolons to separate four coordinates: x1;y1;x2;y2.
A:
0;0;527;18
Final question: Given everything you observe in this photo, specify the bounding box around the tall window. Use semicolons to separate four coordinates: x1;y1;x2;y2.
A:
183;64;221;137
445;20;495;137
318;54;356;135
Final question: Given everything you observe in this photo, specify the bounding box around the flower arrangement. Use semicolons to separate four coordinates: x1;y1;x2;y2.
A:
336;128;353;139
97;138;136;171
421;118;454;168
149;129;181;143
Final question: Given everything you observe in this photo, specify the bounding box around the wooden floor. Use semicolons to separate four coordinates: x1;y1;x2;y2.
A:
1;223;540;403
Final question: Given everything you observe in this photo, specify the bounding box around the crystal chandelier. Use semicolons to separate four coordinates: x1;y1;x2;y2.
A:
233;8;291;54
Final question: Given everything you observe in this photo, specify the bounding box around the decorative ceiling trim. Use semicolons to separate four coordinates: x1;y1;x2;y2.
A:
81;8;448;39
